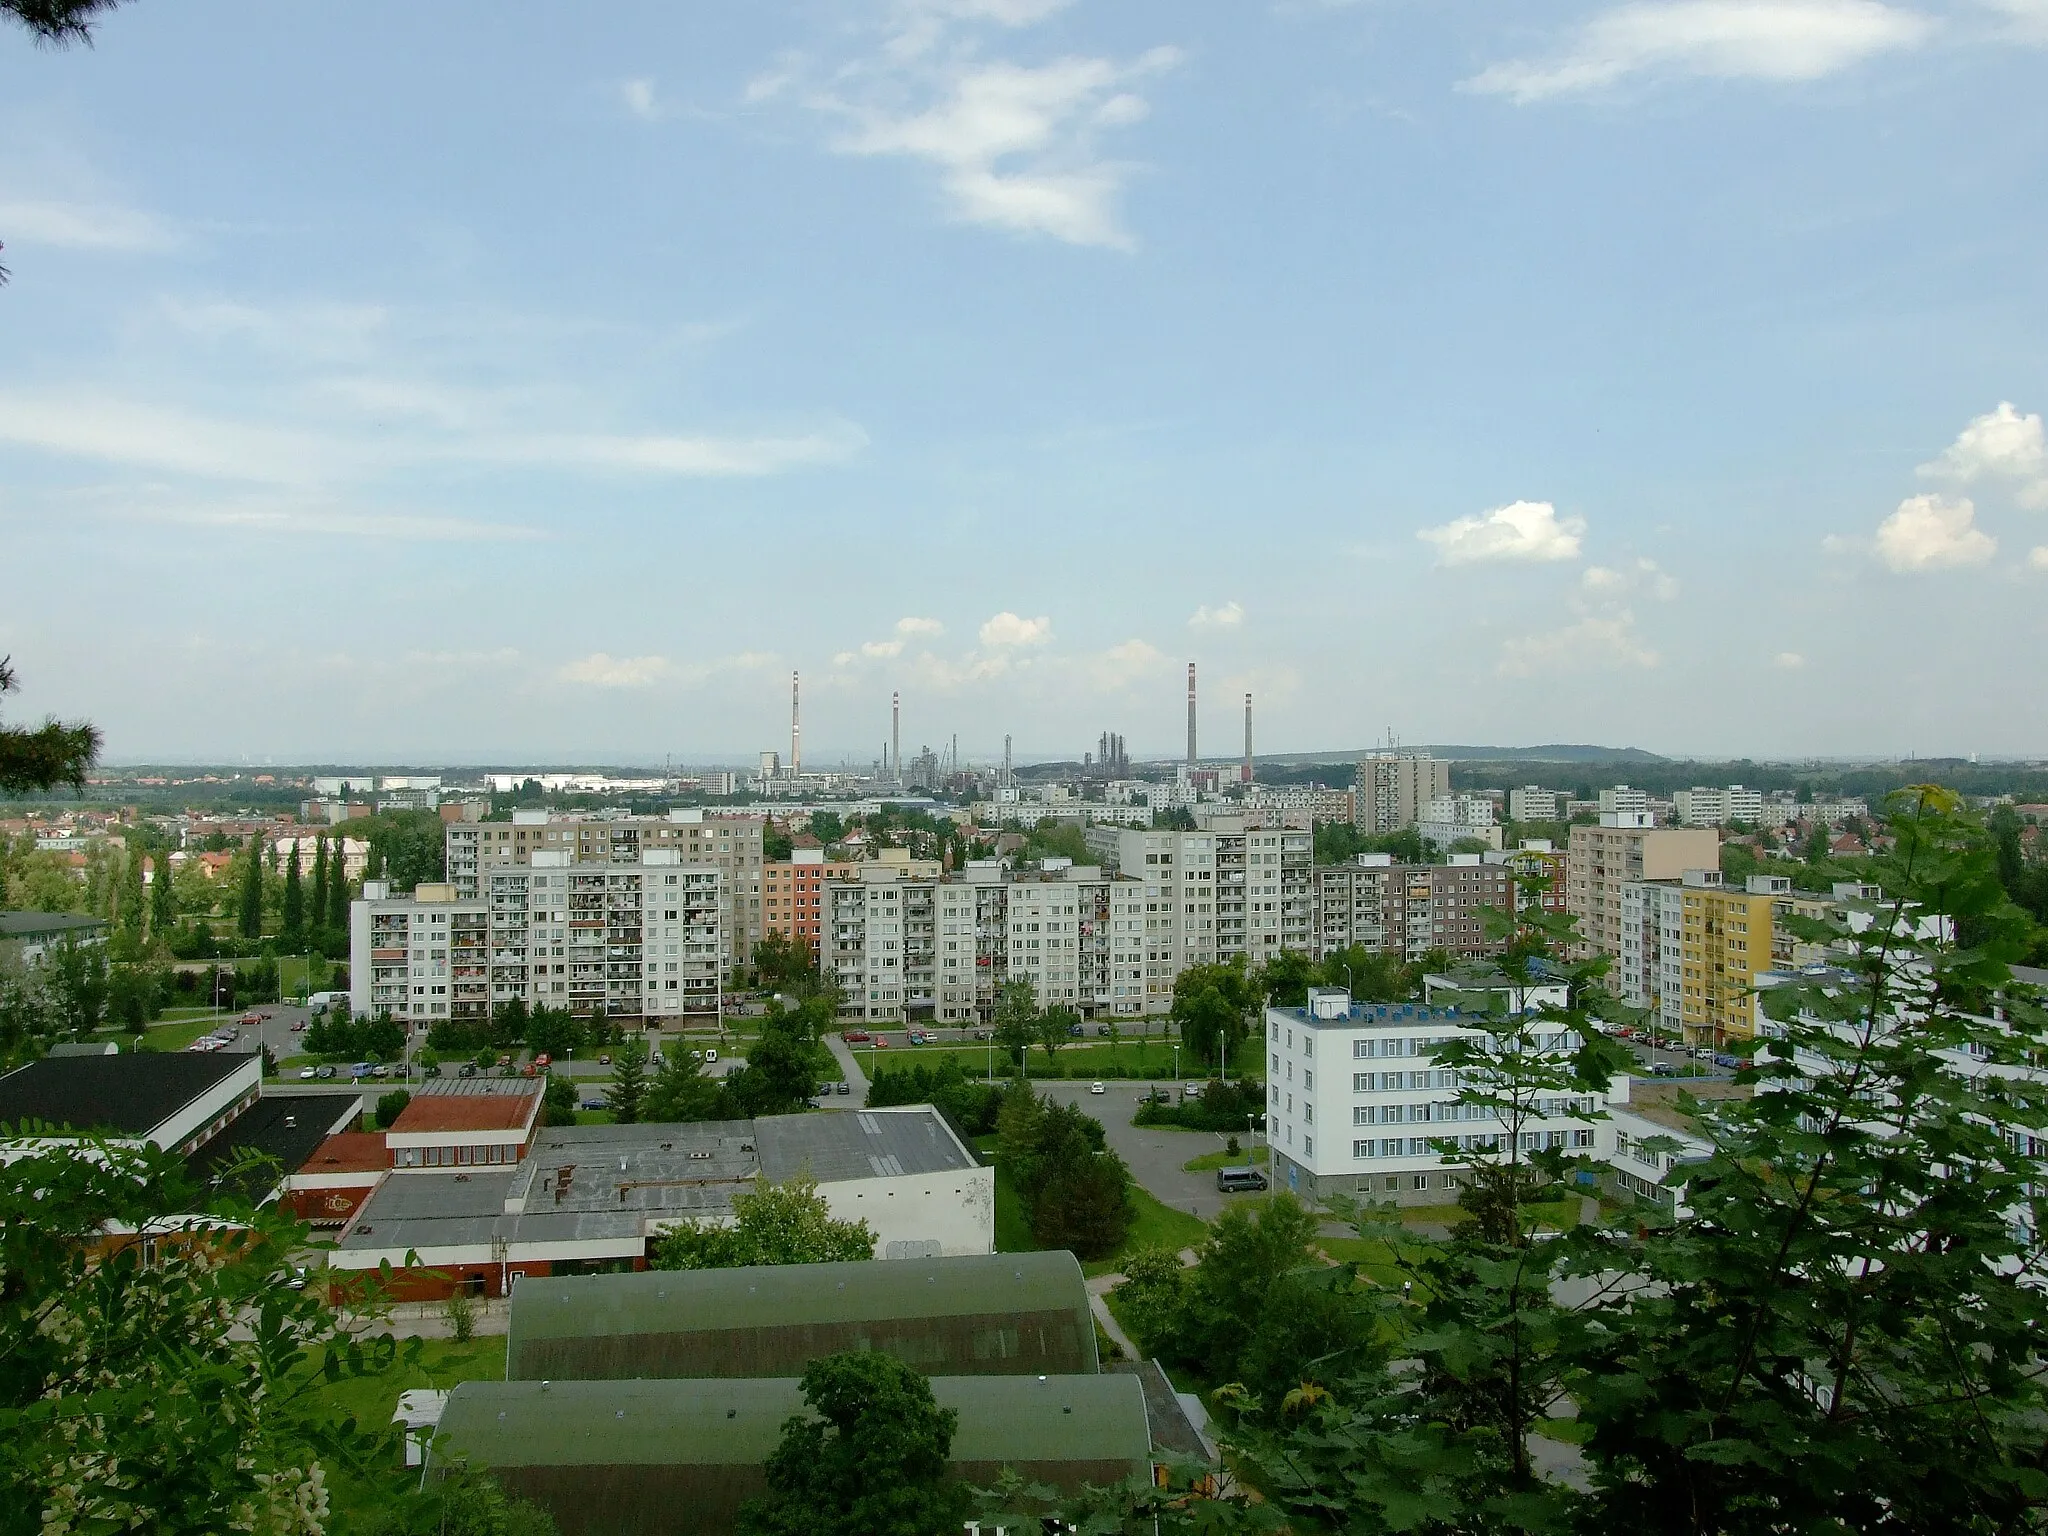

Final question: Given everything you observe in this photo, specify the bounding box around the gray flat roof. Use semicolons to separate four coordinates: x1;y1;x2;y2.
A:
0;1052;250;1138
755;1106;974;1182
1270;1002;1469;1031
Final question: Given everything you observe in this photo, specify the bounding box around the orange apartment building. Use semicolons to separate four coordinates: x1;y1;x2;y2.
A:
761;850;857;960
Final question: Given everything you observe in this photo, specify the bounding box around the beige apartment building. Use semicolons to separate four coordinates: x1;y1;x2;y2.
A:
1567;812;1721;960
447;809;764;976
1313;855;1514;962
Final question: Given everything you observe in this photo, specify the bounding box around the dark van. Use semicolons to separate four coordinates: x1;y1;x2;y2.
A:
1215;1166;1269;1193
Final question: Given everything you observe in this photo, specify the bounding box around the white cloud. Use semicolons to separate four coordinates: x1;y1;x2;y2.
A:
1918;401;2048;510
1418;500;1586;565
1188;600;1244;630
1875;493;1997;571
2029;546;2048;570
143;501;545;543
621;79;661;121
895;615;945;638
1582;558;1680;600
1982;0;2048;44
1772;650;1808;669
1464;1;1933;103
0;198;177;252
494;423;868;477
1500;614;1661;676
979;611;1053;647
557;653;673;688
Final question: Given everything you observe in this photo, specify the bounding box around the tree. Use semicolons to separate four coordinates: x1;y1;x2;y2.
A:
1034;1004;1078;1068
643;1051;734;1124
540;1075;576;1126
735;1350;966;1536
996;1083;1134;1259
327;843;349;930
374;1088;412;1129
653;1172;875;1269
308;835;328;933
604;1039;649;1124
1173;1194;1323;1387
236;835;265;940
993;976;1037;1070
106;962;155;1035
45;935;107;1037
750;930;814;991
0;1135;404;1535
281;846;304;942
727;1008;828;1117
116;844;144;944
0;657;99;794
1170;959;1255;1069
148;849;174;939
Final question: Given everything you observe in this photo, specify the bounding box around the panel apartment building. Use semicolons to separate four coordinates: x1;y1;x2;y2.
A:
1313;855;1515;963
1566;812;1721;961
1353;754;1452;834
1117;821;1315;1011
351;852;723;1029
448;809;763;974
1619;869;1787;1044
827;859;1148;1026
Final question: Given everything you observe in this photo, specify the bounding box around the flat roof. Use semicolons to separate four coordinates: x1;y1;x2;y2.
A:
0;1052;251;1137
0;912;108;938
339;1166;518;1252
1271;1001;1469;1030
301;1130;389;1175
754;1106;975;1182
509;1251;1086;1353
390;1079;540;1134
435;1373;1148;1469
186;1093;355;1202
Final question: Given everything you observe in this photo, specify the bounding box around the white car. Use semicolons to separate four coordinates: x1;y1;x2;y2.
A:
1089;1081;1106;1095
298;1067;316;1080
706;1049;718;1064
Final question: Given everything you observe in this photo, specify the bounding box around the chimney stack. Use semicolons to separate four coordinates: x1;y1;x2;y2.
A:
790;671;800;779
892;691;901;782
1186;663;1198;766
1243;692;1253;784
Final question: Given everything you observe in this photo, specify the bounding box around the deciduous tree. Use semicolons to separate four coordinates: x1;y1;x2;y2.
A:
652;1172;875;1270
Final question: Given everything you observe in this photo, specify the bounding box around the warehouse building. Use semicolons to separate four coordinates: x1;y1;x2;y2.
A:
431;1373;1152;1536
506;1251;1096;1382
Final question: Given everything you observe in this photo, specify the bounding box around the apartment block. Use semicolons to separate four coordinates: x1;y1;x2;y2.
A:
1417;794;1502;852
761;849;858;959
448;809;763;975
1488;841;1568;913
1597;786;1650;817
1312;855;1514;962
1239;785;1357;823
1264;988;1622;1207
1619;870;1786;1042
827;860;1146;1025
353;854;723;1029
1671;785;1766;827
1566;813;1720;961
1506;786;1561;822
1352;754;1452;834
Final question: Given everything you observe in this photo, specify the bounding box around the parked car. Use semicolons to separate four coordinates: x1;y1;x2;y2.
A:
298;1066;316;1080
497;1055;512;1068
1181;1083;1204;1100
649;1052;664;1068
598;1053;612;1066
1652;1062;1679;1077
368;1064;389;1079
290;1020;307;1033
872;1036;889;1048
457;1063;477;1078
1089;1081;1106;1095
239;1012;264;1027
315;1065;336;1080
835;1081;851;1096
843;1030;871;1043
972;1029;990;1040
580;1094;605;1111
533;1052;551;1069
1216;1167;1269;1193
705;1049;718;1063
691;1049;704;1061
1067;1022;1084;1037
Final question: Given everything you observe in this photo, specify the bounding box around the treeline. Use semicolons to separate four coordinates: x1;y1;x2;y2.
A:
1132;1076;1265;1133
866;1059;1002;1135
598;999;839;1126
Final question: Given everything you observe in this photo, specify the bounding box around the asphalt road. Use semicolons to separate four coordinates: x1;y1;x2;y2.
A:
1037;1079;1261;1224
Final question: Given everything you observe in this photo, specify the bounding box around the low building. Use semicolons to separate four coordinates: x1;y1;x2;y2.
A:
506;1251;1094;1382
327;1105;992;1300
0;1051;262;1160
0;911;108;967
384;1078;543;1171
430;1373;1152;1536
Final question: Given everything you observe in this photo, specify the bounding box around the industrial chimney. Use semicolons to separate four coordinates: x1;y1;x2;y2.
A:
892;691;901;783
1186;663;1198;766
1243;692;1253;785
790;671;800;778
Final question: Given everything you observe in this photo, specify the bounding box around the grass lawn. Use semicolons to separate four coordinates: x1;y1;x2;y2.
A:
868;1037;1262;1083
300;1334;507;1530
139;1013;234;1052
1182;1144;1270;1173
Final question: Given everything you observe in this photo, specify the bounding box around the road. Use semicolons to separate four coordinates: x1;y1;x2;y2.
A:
1036;1080;1256;1223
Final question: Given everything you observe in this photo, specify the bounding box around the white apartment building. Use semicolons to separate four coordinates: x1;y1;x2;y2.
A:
1313;856;1514;962
447;809;763;976
1671;785;1766;827
1238;785;1357;824
1263;987;1623;1207
1118;822;1314;1007
352;852;723;1029
1354;755;1452;834
1618;879;1688;1037
1597;786;1651;817
1507;786;1562;822
827;860;1147;1025
1417;794;1503;852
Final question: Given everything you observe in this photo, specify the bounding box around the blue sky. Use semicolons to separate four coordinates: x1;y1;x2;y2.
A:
3;0;2045;766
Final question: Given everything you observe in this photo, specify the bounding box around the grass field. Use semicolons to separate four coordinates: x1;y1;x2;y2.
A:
989;1154;1209;1277
139;1013;236;1052
1182;1144;1270;1173
300;1334;508;1530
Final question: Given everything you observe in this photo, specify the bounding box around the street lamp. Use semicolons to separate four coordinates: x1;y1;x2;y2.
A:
1172;1042;1180;1093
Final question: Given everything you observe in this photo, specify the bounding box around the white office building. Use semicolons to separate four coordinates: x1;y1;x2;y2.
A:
1416;794;1503;852
1507;786;1562;822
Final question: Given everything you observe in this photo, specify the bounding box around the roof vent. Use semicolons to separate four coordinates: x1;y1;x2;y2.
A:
283;1115;296;1128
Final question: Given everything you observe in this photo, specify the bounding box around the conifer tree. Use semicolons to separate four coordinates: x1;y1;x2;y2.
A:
236;835;264;940
328;842;349;928
308;835;328;932
281;845;304;941
148;849;174;939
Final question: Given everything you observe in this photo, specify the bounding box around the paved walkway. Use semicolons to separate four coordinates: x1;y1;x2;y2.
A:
824;1034;871;1103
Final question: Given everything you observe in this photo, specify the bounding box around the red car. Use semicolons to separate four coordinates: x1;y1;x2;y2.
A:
533;1053;552;1069
871;1036;889;1048
842;1030;871;1043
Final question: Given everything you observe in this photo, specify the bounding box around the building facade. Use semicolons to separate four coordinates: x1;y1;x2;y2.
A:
1618;869;1787;1042
1313;856;1515;963
1506;786;1562;822
1566;813;1721;961
1353;754;1452;834
760;849;858;959
352;853;723;1028
1670;785;1767;827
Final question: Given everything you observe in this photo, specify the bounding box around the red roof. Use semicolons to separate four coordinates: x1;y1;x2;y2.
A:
301;1131;389;1174
389;1088;540;1134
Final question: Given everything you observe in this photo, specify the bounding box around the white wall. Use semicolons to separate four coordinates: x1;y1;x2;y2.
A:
821;1164;996;1258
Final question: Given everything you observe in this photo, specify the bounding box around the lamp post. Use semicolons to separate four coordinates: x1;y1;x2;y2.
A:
1172;1042;1180;1094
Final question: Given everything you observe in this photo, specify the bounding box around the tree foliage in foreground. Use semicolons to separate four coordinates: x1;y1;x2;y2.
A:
0;657;100;795
651;1171;875;1270
736;1350;966;1536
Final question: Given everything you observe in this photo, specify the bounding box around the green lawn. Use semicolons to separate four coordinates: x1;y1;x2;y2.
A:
863;1036;1262;1083
299;1333;507;1530
139;1013;234;1052
1182;1144;1270;1173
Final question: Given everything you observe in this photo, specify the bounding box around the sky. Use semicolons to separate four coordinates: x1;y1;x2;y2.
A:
2;0;2045;767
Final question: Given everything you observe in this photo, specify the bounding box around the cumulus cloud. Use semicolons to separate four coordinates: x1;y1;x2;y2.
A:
557;653;673;688
0;197;178;251
621;79;662;121
1875;493;1997;571
1918;401;2048;510
1772;650;1808;669
1500;615;1660;676
979;611;1053;647
2030;546;2048;570
895;616;945;638
1463;1;1933;103
1418;500;1586;565
1188;600;1244;630
1582;558;1680;600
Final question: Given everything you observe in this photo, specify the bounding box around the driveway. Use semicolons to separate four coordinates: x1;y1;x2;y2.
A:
824;1034;871;1103
1036;1081;1258;1222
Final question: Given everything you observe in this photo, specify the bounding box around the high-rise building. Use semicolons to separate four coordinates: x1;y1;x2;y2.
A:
447;809;764;975
1671;785;1767;827
1352;754;1453;834
351;853;723;1028
760;849;860;959
1507;786;1561;822
1116;821;1314;1007
1619;870;1787;1042
1566;813;1720;962
1312;856;1513;962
